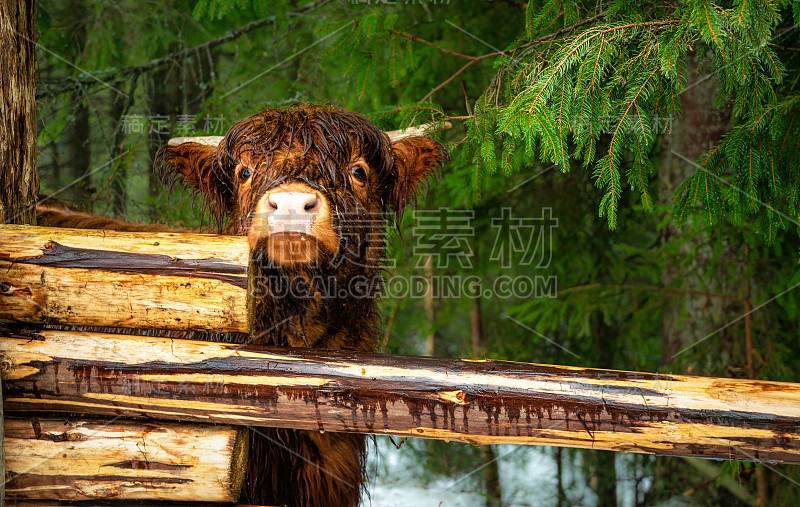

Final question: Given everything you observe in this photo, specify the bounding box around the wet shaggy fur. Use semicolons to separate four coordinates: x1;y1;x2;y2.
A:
37;104;446;507
36;201;179;232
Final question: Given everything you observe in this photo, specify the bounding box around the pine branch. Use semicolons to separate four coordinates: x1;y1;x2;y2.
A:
403;11;612;103
420;59;479;102
385;28;479;61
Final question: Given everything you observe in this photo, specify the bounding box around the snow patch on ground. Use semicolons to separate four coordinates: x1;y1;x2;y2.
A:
364;439;561;506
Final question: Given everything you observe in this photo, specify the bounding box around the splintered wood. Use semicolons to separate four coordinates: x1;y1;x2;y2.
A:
4;417;247;502
0;225;249;332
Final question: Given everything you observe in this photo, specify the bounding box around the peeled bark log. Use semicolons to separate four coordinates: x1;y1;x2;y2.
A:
2;328;800;464
4;417;247;502
0;225;248;332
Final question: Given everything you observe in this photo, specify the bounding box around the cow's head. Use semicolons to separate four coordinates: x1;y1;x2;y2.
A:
156;104;446;269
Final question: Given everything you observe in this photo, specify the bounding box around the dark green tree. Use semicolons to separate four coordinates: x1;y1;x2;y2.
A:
33;1;800;505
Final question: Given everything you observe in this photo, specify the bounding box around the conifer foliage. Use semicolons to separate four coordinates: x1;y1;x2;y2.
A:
316;0;800;241
32;1;800;503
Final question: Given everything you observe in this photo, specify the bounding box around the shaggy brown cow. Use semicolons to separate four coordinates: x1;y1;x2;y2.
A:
37;103;446;506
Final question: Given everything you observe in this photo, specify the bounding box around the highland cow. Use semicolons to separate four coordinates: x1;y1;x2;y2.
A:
37;104;446;506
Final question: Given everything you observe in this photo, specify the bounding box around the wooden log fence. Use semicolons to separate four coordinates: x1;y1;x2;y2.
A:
4;417;247;502
2;328;800;465
0;225;249;332
1;223;800;502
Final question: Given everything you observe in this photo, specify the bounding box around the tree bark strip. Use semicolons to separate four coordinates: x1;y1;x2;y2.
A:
4;417;247;502
2;329;800;464
0;0;38;227
0;225;248;332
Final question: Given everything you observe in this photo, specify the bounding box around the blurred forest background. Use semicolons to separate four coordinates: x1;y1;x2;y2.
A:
34;0;800;505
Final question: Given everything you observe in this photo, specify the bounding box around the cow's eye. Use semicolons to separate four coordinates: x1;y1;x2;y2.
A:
239;167;252;180
350;165;367;182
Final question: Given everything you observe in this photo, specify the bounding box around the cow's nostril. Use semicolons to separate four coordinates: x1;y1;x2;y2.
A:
267;196;278;211
304;195;320;212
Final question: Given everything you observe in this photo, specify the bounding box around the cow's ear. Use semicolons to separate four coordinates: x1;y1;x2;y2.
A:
389;136;447;212
155;142;233;212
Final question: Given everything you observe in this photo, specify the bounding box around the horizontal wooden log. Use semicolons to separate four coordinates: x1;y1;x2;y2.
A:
2;328;800;464
4;417;247;502
0;224;249;332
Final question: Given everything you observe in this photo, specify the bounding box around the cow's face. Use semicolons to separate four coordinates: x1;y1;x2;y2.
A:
157;105;445;270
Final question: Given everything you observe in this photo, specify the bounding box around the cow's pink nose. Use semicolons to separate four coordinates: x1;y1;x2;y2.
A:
267;192;320;215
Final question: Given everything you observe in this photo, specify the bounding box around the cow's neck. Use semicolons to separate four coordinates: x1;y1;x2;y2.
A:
249;259;380;351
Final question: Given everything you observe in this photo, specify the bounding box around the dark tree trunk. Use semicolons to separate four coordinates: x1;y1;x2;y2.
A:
63;0;91;208
424;254;435;356
147;59;179;216
471;297;502;506
590;315;618;507
66;101;92;206
556;448;566;507
109;76;139;217
146;50;215;220
47;140;62;192
655;48;760;503
0;0;37;226
657;49;731;363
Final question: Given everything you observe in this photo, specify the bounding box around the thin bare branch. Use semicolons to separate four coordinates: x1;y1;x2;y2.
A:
36;0;333;99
